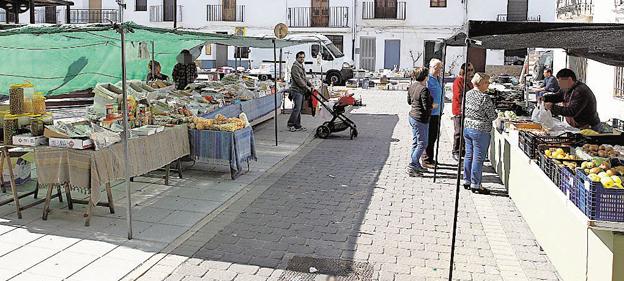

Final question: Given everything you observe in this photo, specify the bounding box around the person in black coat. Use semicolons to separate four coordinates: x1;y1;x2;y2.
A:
407;67;434;177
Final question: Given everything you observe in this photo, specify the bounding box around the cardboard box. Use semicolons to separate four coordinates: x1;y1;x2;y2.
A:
3;158;31;186
49;138;94;150
44;127;70;139
12;134;48;147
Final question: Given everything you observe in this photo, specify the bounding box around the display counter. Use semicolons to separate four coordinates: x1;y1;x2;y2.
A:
490;128;624;281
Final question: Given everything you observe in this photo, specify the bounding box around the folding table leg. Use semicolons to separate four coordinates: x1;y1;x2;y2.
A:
56;186;63;203
84;201;93;227
165;163;170;186
0;152;5;194
33;183;39;199
42;184;55;220
105;183;115;214
64;184;73;210
176;159;183;179
4;149;22;219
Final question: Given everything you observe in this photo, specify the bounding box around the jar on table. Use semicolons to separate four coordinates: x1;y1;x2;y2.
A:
3;115;18;145
33;92;46;115
31;117;45;136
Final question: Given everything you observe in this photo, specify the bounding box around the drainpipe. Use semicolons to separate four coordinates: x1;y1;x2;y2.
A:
352;0;357;62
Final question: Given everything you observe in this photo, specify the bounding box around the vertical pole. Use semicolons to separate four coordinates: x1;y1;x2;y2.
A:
449;39;471;281
433;43;447;183
66;5;71;24
273;39;279;146
173;0;177;28
279;48;283;81
29;0;35;24
151;41;155;80
13;4;19;24
118;2;133;240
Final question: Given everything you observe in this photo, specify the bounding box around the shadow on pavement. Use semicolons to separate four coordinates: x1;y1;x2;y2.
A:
192;113;399;277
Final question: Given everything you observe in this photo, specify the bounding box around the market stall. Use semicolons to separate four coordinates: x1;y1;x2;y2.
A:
445;21;624;281
0;23;310;237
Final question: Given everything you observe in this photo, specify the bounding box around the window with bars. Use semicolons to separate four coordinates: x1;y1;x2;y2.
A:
234;47;249;59
136;0;147;11
615;67;624;99
431;0;447;8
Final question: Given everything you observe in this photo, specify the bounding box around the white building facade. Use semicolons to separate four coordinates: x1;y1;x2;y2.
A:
2;0;556;74
552;0;624;122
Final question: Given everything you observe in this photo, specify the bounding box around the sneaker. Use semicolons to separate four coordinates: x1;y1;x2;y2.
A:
452;154;459;162
407;168;422;177
472;187;491;195
463;184;470;190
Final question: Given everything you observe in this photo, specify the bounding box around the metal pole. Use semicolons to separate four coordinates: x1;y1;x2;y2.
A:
449;39;471;281
173;0;177;28
29;0;35;24
273;39;279;146
117;2;133;240
279;48;283;81
433;43;448;183
151;41;155;81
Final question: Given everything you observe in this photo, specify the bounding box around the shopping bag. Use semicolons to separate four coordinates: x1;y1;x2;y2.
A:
531;102;554;129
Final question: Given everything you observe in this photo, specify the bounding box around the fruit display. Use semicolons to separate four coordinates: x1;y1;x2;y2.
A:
580;129;600;136
581;144;621;158
580;160;624;188
544;148;581;160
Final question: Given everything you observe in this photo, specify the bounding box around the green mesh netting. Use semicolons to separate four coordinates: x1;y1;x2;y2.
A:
0;22;308;96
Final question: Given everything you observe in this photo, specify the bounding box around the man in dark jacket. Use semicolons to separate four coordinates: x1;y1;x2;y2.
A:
288;51;312;132
544;68;601;130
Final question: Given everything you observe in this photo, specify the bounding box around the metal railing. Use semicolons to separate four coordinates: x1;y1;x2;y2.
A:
287;6;349;28
496;14;541;21
362;1;406;20
557;0;593;18
150;5;183;22
206;5;245;22
68;9;119;23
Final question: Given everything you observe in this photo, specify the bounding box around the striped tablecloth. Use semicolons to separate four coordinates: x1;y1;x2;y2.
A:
34;125;190;204
189;126;257;179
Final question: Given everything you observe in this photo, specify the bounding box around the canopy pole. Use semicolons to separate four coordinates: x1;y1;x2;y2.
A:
116;2;133;240
29;0;35;24
273;39;279;146
173;0;177;28
433;43;448;183
449;39;471;281
151;41;155;81
279;48;283;80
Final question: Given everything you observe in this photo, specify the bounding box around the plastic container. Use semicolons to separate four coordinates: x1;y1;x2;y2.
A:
575;159;624;222
3;115;18;145
9;87;24;115
560;166;576;196
31;117;45;136
33;92;46;115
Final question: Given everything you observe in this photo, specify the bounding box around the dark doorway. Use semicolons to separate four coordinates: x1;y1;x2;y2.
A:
506;0;528;21
311;0;329;27
216;32;229;68
468;47;487;73
45;7;57;24
423;41;439;67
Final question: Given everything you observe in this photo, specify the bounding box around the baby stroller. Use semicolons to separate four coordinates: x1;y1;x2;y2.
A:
312;90;358;140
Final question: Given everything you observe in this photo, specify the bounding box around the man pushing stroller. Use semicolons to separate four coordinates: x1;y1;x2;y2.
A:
288;51;312;132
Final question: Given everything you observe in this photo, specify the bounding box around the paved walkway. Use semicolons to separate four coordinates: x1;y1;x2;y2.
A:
0;89;562;281
128;90;561;281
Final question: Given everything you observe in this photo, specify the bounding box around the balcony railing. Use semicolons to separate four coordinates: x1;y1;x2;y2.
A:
150;5;183;22
496;14;541;21
67;9;119;23
557;0;593;18
362;1;406;20
206;5;245;22
288;6;349;28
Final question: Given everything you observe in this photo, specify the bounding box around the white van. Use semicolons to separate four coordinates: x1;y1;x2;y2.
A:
249;34;354;85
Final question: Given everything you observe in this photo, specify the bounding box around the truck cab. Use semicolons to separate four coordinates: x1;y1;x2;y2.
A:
249;34;354;85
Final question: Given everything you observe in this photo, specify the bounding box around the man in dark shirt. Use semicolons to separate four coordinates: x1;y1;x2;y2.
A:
537;68;559;93
543;69;601;130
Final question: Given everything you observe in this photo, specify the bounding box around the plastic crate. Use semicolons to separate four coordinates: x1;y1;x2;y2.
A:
576;162;624;222
572;171;590;215
518;131;582;159
559;166;576;196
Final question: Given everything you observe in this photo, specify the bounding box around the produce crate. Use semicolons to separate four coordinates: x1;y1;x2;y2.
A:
537;146;582;188
575;159;624;222
560;166;576;196
518;131;582;159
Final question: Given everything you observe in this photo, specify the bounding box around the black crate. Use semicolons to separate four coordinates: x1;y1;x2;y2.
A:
612;118;624;132
518;131;583;159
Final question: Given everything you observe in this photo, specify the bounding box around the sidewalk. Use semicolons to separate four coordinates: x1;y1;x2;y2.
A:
0;108;323;281
128;89;561;281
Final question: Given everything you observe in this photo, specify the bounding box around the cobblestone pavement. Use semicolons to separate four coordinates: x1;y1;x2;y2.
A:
132;89;561;281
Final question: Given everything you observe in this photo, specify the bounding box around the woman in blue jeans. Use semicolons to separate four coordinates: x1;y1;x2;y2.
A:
463;73;497;194
407;67;434;177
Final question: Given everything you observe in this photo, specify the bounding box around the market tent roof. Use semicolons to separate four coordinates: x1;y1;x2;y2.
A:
445;21;624;66
0;22;312;95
